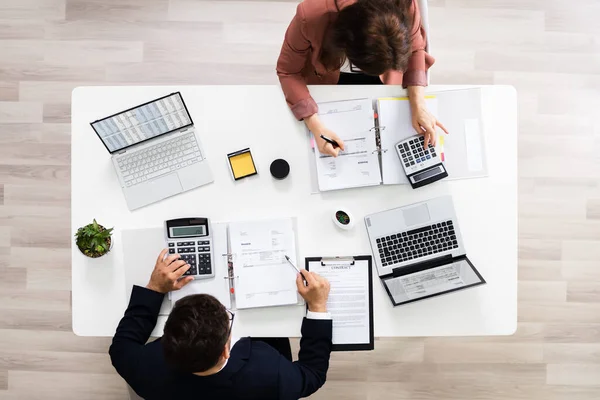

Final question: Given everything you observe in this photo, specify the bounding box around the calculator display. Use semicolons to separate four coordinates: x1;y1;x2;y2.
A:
414;167;442;183
170;225;206;237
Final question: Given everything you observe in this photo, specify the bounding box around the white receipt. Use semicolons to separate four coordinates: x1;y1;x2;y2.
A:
464;119;483;172
313;99;382;191
228;218;299;309
308;260;371;346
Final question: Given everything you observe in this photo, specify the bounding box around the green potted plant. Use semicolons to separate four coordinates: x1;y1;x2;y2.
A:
75;219;114;258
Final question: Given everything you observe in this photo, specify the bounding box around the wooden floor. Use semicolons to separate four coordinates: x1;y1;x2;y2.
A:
1;0;599;398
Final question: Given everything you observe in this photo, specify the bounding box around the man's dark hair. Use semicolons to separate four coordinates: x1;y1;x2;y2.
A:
321;0;413;76
162;294;229;373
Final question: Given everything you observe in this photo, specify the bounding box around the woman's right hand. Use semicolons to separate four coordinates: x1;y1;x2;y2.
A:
304;114;345;157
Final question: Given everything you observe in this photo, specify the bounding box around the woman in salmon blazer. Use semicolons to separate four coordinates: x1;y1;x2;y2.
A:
277;0;447;157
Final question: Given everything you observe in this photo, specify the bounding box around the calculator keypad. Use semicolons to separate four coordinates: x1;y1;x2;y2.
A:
168;240;213;277
398;135;437;169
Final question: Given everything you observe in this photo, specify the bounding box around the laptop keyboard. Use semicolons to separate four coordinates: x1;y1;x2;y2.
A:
117;132;202;186
376;220;459;267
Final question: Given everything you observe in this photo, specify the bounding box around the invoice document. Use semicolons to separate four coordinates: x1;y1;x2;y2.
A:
228;218;299;309
307;257;373;350
312;98;382;191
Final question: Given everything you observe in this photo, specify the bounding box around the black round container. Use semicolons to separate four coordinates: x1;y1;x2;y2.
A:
270;159;290;180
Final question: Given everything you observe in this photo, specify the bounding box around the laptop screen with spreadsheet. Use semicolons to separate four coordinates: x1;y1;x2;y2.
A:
90;92;193;154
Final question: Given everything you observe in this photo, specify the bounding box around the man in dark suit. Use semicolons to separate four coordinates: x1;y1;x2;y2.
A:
109;249;333;400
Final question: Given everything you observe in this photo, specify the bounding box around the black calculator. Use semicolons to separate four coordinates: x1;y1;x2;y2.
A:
165;217;215;279
396;135;448;189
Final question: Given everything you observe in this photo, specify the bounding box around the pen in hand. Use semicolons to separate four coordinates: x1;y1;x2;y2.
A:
284;255;308;285
320;134;340;149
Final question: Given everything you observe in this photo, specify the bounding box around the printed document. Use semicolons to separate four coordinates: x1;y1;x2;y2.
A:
313;99;382;191
228;218;299;309
308;260;372;346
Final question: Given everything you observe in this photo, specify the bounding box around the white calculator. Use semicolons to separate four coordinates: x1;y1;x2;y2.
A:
165;217;215;280
396;135;448;189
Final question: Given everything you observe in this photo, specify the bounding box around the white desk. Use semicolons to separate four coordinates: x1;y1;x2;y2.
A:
71;85;517;337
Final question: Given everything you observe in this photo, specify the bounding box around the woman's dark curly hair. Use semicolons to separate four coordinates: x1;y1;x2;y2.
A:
321;0;414;76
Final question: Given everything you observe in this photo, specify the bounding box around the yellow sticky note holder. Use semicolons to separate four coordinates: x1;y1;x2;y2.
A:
227;148;258;180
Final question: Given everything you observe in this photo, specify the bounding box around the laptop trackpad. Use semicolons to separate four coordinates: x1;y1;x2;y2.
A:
403;204;430;226
126;173;183;210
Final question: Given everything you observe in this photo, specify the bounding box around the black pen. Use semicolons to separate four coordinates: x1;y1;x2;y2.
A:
285;255;308;285
320;134;340;149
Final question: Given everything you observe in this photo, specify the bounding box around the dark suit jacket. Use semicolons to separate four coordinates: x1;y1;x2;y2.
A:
109;286;333;400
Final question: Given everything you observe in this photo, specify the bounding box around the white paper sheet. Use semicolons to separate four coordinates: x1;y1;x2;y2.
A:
312;99;382;191
308;260;371;346
228;218;299;309
464;119;484;172
376;97;439;185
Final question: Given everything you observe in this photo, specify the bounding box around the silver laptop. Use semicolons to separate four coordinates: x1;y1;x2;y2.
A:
90;92;213;210
365;195;485;306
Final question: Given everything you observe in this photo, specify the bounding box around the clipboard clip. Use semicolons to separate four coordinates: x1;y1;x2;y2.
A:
321;256;355;266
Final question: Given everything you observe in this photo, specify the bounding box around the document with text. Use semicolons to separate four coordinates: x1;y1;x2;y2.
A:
312;99;382;191
307;256;374;351
229;218;299;309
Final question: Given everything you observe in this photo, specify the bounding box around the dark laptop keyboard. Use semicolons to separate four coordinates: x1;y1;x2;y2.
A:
376;220;459;267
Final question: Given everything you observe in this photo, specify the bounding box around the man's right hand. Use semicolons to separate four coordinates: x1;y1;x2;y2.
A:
296;271;330;313
146;249;193;294
304;114;346;158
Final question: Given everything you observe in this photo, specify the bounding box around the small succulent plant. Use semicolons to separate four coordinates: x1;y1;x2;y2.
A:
75;219;113;258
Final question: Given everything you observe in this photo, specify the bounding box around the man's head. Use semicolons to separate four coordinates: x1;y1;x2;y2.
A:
162;294;231;373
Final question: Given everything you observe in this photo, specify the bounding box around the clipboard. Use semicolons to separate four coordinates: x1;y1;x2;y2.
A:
306;255;374;351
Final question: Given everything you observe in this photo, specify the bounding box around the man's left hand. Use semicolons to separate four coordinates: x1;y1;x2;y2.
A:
146;249;194;294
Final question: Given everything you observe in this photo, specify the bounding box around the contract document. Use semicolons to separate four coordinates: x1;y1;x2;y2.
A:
306;256;374;351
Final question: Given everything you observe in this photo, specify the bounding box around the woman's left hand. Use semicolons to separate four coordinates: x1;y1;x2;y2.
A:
410;102;449;149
